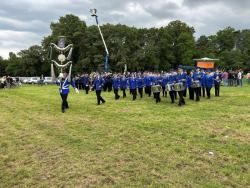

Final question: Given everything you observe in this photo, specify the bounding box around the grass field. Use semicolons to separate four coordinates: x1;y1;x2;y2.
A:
0;84;250;187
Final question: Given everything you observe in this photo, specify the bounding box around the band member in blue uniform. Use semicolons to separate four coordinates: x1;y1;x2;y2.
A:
81;74;90;94
192;68;202;101
168;73;176;103
201;70;206;98
176;69;186;106
120;75;128;98
179;68;187;97
103;73;112;92
214;70;221;97
205;71;214;99
161;74;168;97
187;71;194;100
172;71;178;100
129;74;137;101
137;74;144;98
152;76;161;103
144;73;152;97
74;75;81;90
59;72;79;113
112;74;121;100
93;74;106;105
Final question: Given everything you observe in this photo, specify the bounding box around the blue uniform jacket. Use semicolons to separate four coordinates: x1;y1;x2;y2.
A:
120;77;128;89
214;73;221;86
214;73;222;80
81;76;90;86
186;76;192;87
151;76;156;85
176;73;187;88
162;76;168;87
201;73;206;87
192;72;202;84
93;77;104;91
144;76;152;86
205;75;214;88
168;75;176;84
59;77;76;95
137;77;144;88
129;77;137;89
112;78;120;89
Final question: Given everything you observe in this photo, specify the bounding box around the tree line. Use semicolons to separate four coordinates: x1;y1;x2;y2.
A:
0;14;250;76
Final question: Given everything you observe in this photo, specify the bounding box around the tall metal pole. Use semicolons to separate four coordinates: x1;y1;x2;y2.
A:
91;9;109;72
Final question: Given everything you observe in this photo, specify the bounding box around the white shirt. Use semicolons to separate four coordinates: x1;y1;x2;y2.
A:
238;72;243;79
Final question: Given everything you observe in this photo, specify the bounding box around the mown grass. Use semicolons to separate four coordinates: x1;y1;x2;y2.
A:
0;84;249;187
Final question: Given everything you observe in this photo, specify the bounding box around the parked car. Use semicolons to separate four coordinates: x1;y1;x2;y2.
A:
44;77;54;85
29;77;39;84
22;78;31;84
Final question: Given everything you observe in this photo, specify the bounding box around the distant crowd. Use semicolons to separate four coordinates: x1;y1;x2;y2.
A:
221;70;248;87
0;76;21;89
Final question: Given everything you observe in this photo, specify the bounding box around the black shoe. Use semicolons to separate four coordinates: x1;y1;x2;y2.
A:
62;109;65;113
102;101;106;104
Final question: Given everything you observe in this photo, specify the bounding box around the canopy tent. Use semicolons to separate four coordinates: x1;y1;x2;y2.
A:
193;57;219;69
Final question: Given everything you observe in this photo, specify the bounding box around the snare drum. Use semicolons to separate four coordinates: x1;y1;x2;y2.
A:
173;82;185;91
152;85;162;93
166;84;174;91
191;80;201;88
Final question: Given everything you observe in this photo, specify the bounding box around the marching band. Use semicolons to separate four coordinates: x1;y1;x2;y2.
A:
72;68;222;107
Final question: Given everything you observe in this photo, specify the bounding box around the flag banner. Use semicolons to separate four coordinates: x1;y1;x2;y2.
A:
197;61;215;69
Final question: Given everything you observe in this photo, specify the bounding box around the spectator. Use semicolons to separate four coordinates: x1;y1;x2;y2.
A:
232;71;237;87
228;71;233;86
247;71;250;85
0;76;6;88
6;76;11;88
237;70;243;87
221;70;229;86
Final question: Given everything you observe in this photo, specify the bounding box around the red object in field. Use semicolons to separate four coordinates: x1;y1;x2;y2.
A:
197;61;215;69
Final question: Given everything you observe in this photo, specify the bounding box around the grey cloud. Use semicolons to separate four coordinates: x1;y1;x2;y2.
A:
1;0;250;58
183;0;220;7
145;2;181;19
184;0;250;10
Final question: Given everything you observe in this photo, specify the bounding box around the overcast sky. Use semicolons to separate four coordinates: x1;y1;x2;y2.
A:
1;0;250;59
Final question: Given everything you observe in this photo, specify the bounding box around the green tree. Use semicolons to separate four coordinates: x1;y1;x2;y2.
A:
195;35;218;58
0;56;6;76
5;52;23;76
216;27;236;52
165;20;195;68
